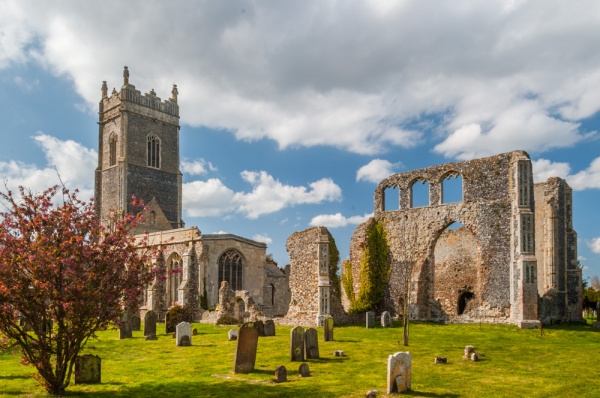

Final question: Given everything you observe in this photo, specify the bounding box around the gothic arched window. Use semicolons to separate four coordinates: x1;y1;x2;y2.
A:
109;134;117;166
218;249;244;291
167;253;182;306
147;135;160;168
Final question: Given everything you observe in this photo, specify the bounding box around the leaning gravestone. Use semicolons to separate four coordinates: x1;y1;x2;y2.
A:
264;319;276;336
130;315;141;331
234;322;259;373
323;317;334;341
176;322;192;347
255;320;266;336
275;365;287;383
290;326;305;361
387;351;411;394
366;311;375;328
381;311;391;328
75;354;101;384
463;345;475;360
119;313;132;339
304;328;319;359
144;310;157;337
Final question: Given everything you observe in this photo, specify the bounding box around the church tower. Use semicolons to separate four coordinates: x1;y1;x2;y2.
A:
94;66;184;232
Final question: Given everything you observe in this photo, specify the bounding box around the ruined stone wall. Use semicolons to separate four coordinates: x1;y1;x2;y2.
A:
264;263;290;317
534;178;582;322
286;227;358;326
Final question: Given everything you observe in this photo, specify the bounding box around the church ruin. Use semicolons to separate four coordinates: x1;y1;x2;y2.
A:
346;150;582;326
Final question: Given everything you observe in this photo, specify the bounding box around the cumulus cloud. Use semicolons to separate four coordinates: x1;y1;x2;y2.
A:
532;157;600;190
0;133;96;200
180;158;217;176
309;212;372;228
252;234;272;245
183;171;342;219
357;159;402;183
3;1;599;157
588;237;600;254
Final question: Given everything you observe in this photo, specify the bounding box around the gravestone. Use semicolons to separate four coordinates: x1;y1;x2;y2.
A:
434;356;447;364
143;310;157;337
463;345;475;360
75;354;101;384
130;315;141;331
299;363;310;377
381;311;391;328
366;311;375;328
470;352;479;362
334;350;345;357
234;322;259;373
192;328;198;336
366;390;377;398
264;319;276;336
387;351;411;394
323;317;334;341
304;328;319;359
228;329;238;341
255;320;265;337
119;313;132;339
275;365;287;383
290;326;305;362
176;322;192;347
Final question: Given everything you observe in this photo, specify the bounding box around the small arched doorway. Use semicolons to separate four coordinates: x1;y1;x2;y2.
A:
457;291;475;315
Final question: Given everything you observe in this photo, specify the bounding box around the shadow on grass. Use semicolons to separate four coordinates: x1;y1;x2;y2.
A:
403;391;461;397
61;380;334;397
0;375;30;380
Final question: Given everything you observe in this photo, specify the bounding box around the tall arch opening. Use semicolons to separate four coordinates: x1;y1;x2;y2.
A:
441;172;463;204
384;186;399;211
432;222;479;318
411;178;429;208
167;253;182;306
218;249;244;291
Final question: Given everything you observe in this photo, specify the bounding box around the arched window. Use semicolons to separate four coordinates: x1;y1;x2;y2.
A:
383;186;399;211
167;254;182;306
410;178;430;208
218;249;244;291
147;135;160;168
109;134;117;166
442;172;463;204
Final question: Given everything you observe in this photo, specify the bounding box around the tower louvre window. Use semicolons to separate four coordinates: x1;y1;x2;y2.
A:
109;135;117;166
147;135;160;168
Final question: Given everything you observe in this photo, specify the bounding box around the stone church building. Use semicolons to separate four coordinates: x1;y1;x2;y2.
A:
94;67;288;320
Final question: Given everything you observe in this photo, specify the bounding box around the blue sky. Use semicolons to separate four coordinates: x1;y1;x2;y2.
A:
1;0;600;278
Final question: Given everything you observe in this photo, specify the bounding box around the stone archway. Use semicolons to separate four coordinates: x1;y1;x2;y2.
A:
431;222;480;320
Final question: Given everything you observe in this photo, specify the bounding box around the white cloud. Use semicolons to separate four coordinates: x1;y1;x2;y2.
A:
531;157;600;190
532;159;571;183
183;171;342;219
3;1;599;156
309;212;373;228
588;237;600;254
252;234;272;245
0;133;96;201
180;159;217;176
357;159;402;183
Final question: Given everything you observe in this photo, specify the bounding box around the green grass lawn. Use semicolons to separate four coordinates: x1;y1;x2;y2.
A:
1;321;599;397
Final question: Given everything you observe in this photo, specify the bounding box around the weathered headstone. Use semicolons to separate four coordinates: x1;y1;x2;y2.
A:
228;329;238;341
130;315;141;331
463;345;475;360
470;352;479;362
304;328;319;359
255;320;265;336
366;311;375;328
234;322;259;373
119;313;132;339
75;354;101;384
192;328;198;336
323;316;334;341
176;322;192;347
143;310;157;337
366;390;377;398
290;326;305;362
274;365;287;383
264;319;276;336
387;351;411;394
381;311;391;328
334;350;345;357
434;356;447;364
299;362;310;377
